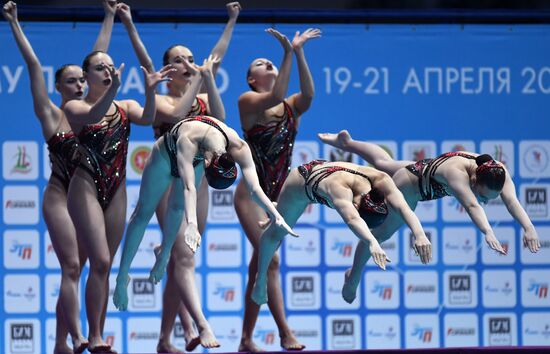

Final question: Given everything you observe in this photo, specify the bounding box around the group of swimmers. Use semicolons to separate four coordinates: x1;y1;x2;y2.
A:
3;0;541;353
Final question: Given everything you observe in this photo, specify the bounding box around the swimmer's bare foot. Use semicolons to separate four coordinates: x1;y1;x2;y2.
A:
199;327;220;349
53;342;72;354
156;340;183;353
238;338;265;352
87;337;113;353
72;336;89;354
342;268;358;304
281;333;305;351
185;336;201;352
317;130;352;150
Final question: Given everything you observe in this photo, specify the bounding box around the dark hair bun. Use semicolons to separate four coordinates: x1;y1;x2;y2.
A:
475;154;493;166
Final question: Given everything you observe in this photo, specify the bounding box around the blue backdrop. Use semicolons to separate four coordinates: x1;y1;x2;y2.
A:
1;22;550;353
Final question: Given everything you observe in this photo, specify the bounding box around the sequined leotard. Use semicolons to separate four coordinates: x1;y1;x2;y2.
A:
153;96;207;139
46;131;79;191
405;152;477;201
298;160;383;208
163;116;229;177
243;101;297;201
78;102;130;210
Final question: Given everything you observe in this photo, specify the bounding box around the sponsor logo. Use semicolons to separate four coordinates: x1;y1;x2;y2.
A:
525;187;547;217
287;240;316;254
371;282;393;300
411;326;433;343
407;285;436;293
330;319;356;349
11;146;32;174
333;320;354;336
290;276;316;307
293;329;319;338
131;278;156;308
9;240;32;259
485;282;513;296
208;243;238;251
7;287;37;301
367;326;397;340
213;285;235;301
255;329;276;345
331;240;353;257
212;190;233;206
488;317;511;345
10;323;34;353
5;200;36;208
449;275;472;305
527;282;549;298
447;327;475;336
130;146;151;174
523;145;549;173
129;332;158;340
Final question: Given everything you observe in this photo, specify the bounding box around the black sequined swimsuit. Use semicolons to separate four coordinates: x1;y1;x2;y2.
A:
153;96;207;139
405;151;477;201
298;160;380;208
243;101;297;201
46;131;79;191
163;116;229;178
77;103;130;210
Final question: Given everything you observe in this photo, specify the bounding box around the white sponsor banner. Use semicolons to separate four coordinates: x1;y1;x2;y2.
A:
521;269;550;307
482;270;517;308
482;227;516;265
284;227;321;267
127;317;161;353
208;316;242;353
404;271;439;309
286;271;321;310
442;227;476;265
206;272;242;312
365;314;401;349
519;140;550;178
4;318;41;354
3;186;39;225
3;141;39;181
483;313;517;346
325;271;360;310
288;315;323;350
405;314;440;348
443;271;478;308
444;313;479;348
325;315;361;350
3;230;39;269
364;271;400;309
206;228;242;268
4;274;40;313
522;312;550;346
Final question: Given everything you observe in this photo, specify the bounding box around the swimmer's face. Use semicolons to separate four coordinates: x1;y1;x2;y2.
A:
166;46;194;82
247;58;278;90
472;183;500;205
56;65;86;101
85;52;115;88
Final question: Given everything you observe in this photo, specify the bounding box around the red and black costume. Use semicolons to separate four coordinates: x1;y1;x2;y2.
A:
153;96;207;140
406;151;477;201
163;115;229;178
243;101;297;201
46;131;79;191
77;103;130;210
